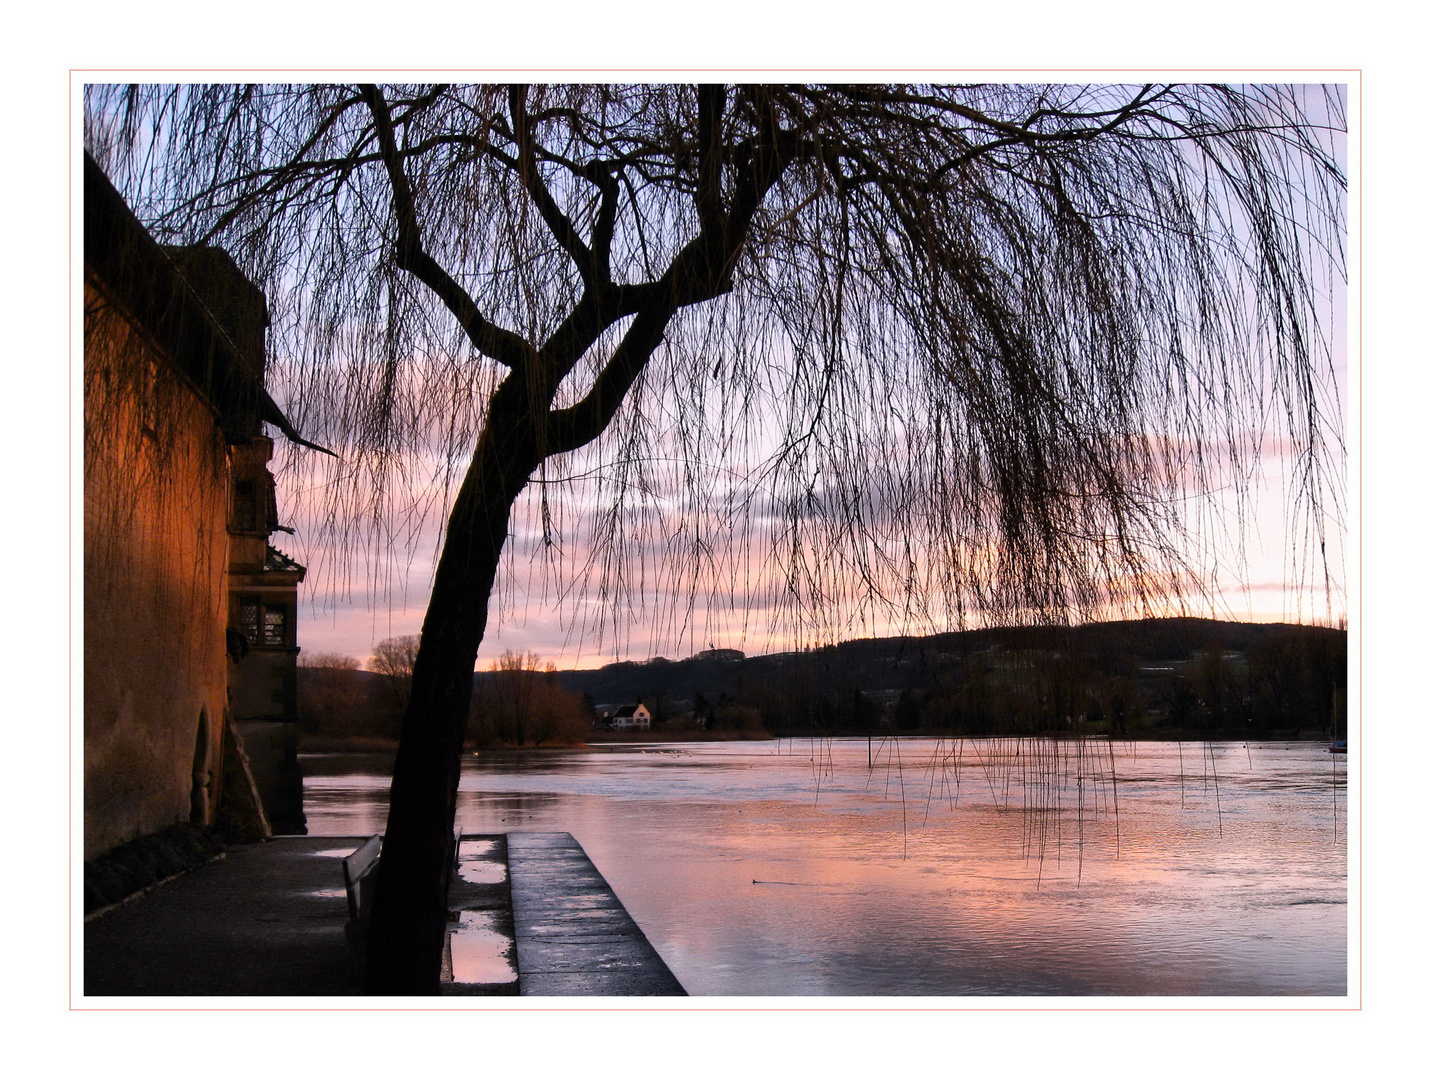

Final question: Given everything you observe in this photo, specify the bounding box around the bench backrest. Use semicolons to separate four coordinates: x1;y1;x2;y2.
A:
342;835;382;923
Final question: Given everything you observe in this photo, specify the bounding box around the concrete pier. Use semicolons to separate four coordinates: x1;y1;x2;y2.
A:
508;832;686;996
84;832;684;997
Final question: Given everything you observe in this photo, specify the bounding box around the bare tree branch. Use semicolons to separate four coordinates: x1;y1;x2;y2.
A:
360;84;532;370
505;84;601;289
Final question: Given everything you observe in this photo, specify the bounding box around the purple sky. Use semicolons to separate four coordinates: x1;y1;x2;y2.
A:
252;85;1348;674
283;417;1347;671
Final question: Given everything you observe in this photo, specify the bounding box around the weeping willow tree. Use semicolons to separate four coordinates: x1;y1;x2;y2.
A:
84;82;1345;993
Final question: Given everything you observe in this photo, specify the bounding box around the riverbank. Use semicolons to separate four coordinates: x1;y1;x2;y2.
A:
299;729;776;754
298;734;401;753
302;727;1344;752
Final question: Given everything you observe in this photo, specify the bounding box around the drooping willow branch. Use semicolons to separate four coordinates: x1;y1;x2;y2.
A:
84;82;1347;648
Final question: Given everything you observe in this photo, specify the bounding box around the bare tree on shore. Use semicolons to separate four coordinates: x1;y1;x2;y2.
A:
86;82;1345;992
473;649;588;747
369;634;421;712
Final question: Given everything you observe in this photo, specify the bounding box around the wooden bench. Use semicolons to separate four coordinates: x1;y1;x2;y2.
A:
446;824;463;893
342;835;381;978
341;827;464;982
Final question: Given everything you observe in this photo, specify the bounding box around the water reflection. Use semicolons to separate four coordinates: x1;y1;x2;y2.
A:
301;738;1346;996
448;910;517;985
456;841;508;885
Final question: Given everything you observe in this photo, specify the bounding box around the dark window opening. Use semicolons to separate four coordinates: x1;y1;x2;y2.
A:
234;480;257;532
140;357;160;439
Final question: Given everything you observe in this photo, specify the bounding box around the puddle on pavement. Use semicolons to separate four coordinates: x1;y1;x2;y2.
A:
456;838;508;884
448;910;517;985
458;860;508;884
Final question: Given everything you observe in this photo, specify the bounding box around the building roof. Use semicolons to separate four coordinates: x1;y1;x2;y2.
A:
84;153;331;456
264;545;307;577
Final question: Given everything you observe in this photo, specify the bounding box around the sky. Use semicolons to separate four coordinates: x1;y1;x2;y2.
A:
70;80;1350;673
278;275;1350;672
286;415;1349;670
262;84;1350;673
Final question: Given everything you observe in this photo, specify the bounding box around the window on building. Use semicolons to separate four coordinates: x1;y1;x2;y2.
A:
233;480;257;532
262;604;287;647
139;356;160;438
236;596;287;647
238;596;260;643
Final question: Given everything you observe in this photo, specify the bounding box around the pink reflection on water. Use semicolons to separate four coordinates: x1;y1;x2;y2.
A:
303;739;1346;996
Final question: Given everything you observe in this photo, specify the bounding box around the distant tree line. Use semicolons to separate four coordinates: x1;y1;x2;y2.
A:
297;650;402;742
300;621;1346;745
299;639;591;747
469;650;590;747
730;628;1344;740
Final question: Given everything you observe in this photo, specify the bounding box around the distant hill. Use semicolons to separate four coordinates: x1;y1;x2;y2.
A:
302;617;1346;743
547;617;1346;739
553;618;1336;699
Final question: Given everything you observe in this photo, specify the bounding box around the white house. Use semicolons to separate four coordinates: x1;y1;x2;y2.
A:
605;703;652;730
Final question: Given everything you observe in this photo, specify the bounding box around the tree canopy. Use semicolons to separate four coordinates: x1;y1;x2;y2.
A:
86;83;1345;645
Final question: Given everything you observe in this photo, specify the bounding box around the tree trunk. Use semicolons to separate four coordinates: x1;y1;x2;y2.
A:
363;381;538;994
359;253;686;993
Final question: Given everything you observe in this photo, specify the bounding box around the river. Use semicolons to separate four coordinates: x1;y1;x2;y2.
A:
302;737;1347;996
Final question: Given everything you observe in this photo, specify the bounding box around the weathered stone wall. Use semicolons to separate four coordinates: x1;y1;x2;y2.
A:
232;720;305;834
83;279;231;860
230;648;299;720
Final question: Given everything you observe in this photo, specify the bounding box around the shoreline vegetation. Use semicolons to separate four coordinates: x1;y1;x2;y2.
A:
298;616;1345;754
298;728;1341;756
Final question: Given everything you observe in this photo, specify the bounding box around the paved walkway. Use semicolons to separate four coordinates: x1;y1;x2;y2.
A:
84;832;684;997
84;837;358;996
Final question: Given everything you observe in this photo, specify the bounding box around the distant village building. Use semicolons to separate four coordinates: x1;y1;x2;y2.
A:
83;153;315;859
695;648;745;662
601;704;652;730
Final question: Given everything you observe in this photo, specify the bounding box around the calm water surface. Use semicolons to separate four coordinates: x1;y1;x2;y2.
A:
303;737;1347;996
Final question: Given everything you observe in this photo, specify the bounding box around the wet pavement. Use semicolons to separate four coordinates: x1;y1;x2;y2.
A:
83;832;685;997
84;837;359;996
508;832;686;996
442;834;519;994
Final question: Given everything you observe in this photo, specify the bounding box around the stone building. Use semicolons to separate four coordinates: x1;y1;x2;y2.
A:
226;435;308;833
84;153;314;859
